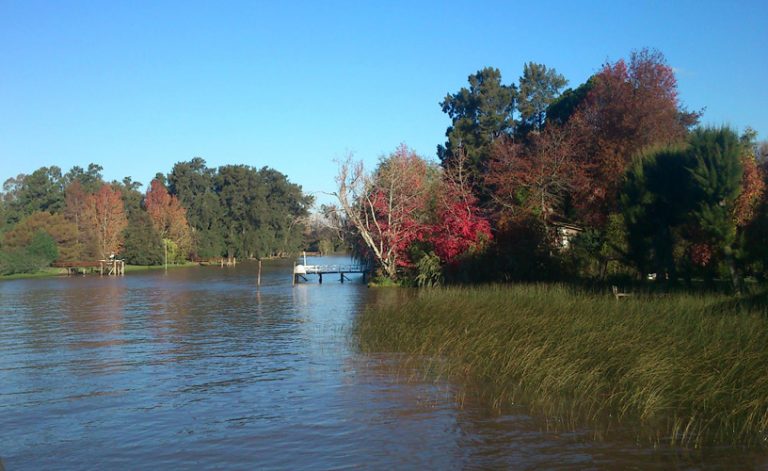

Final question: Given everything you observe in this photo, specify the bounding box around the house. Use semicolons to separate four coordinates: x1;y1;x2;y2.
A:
553;221;583;250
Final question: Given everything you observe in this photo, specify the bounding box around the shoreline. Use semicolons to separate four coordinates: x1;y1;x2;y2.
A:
0;261;200;281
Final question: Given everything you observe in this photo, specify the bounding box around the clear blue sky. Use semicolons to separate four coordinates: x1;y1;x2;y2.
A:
1;0;766;208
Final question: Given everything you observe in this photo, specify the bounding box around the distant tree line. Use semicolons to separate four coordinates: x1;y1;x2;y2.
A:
0;160;312;275
335;48;768;292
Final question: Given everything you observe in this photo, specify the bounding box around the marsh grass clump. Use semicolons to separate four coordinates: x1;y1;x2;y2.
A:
355;284;768;448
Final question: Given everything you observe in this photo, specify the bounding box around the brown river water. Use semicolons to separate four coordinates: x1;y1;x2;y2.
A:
1;256;765;470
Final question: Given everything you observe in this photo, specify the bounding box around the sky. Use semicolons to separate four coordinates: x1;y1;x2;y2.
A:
1;0;766;208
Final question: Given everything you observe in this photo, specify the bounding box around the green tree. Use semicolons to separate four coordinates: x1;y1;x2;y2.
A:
0;250;40;275
0;231;58;275
438;67;516;195
64;164;104;193
545;78;594;126
121;208;164;266
517;62;568;134
63;181;90;256
215;164;265;258
168;159;311;259
620;146;694;280
167;158;225;258
115;177;144;217
2;167;65;224
26;230;58;263
259;167;313;256
688;127;745;293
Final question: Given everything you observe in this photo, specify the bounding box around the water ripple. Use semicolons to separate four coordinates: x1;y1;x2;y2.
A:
1;259;764;470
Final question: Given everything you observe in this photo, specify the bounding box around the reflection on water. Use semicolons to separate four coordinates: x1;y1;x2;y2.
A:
0;257;765;470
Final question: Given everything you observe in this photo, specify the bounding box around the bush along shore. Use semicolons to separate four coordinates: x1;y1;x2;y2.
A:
354;284;768;448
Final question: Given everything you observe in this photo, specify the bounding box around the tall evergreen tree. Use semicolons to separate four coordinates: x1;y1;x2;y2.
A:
167;158;225;258
688;127;745;293
438;67;516;197
545;79;594;126
122;210;164;266
64;164;104;193
517;62;568;135
620;146;695;280
2;167;65;224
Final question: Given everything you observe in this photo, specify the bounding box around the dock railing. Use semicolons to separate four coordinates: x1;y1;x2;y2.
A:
293;263;369;284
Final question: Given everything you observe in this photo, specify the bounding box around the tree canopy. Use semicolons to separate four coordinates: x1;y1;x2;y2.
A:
438;67;517;195
0;158;313;273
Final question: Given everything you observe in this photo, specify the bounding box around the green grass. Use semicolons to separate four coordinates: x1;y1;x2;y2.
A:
0;267;66;280
123;261;198;272
355;284;768;448
367;276;400;287
0;261;200;280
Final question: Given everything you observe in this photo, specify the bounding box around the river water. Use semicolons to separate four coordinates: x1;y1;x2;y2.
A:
1;257;765;470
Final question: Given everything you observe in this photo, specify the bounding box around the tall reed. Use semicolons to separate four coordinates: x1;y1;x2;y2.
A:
355;284;768;447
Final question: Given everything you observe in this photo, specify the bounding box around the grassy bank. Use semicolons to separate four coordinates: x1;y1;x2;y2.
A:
355;284;768;448
123;261;198;272
0;261;200;280
0;267;66;280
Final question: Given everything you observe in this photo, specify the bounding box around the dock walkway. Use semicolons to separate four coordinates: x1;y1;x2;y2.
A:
293;264;369;284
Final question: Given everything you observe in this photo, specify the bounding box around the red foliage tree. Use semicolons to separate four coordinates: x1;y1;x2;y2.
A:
82;184;128;259
570;49;698;226
337;145;434;280
432;150;492;263
487;124;581;233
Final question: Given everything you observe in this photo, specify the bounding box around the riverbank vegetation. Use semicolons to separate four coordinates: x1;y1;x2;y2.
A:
342;47;768;450
334;49;767;291
0;161;312;277
356;284;768;447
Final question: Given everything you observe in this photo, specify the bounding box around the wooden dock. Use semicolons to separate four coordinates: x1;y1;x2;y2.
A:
193;257;237;267
293;264;369;284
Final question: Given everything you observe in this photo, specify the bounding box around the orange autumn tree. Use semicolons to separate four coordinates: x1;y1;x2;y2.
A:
569;49;699;226
144;178;192;263
733;154;766;228
82;184;128;259
3;211;81;261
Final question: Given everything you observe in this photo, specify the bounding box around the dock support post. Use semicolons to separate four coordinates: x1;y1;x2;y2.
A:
318;273;323;284
257;259;262;286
